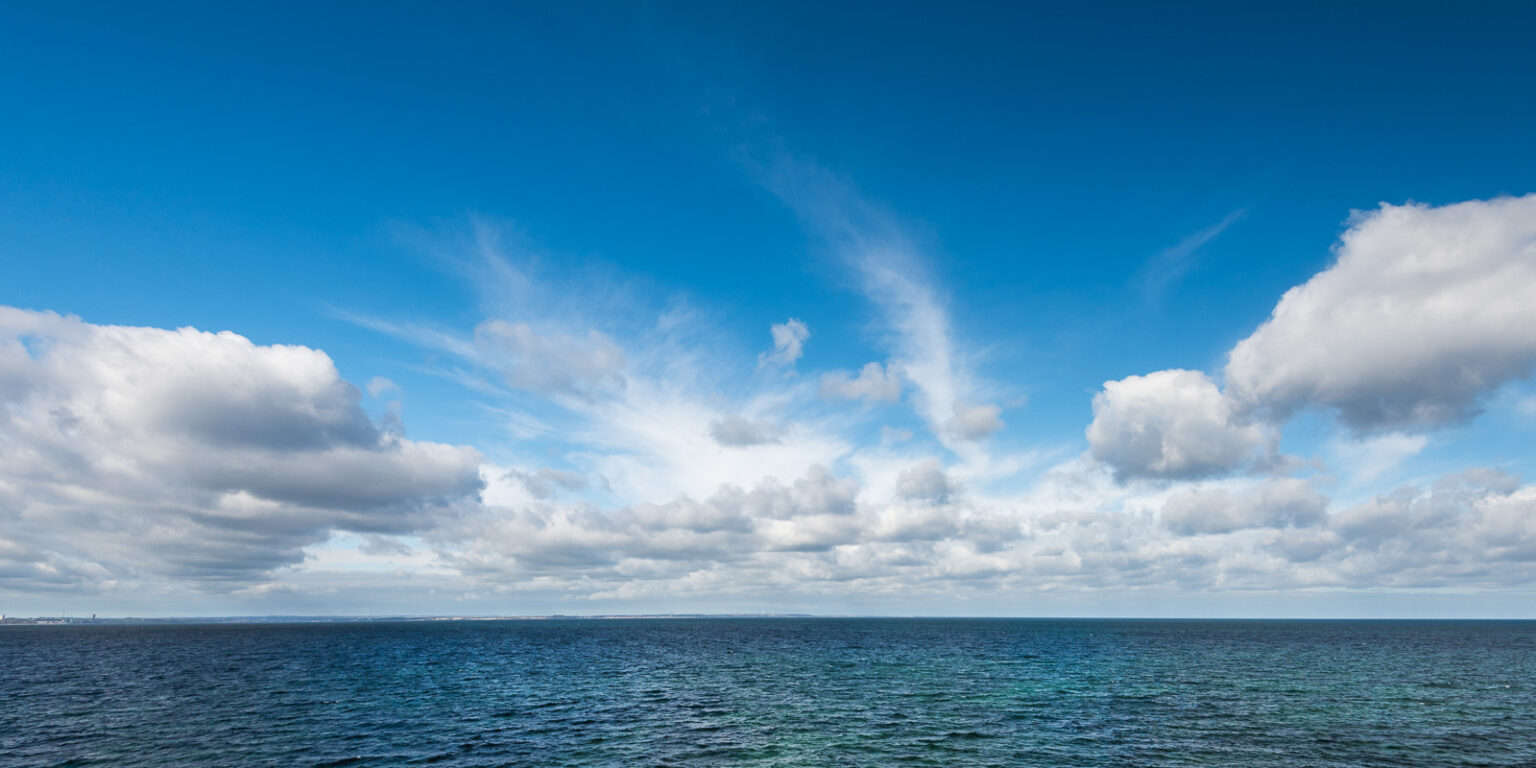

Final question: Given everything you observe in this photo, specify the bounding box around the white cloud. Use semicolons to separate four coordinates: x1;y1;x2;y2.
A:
505;467;590;500
16;194;1536;612
945;401;1004;441
1326;469;1536;585
820;361;902;403
441;466;857;578
758;318;810;368
855;248;1000;450
569;379;850;504
349;223;859;508
473;319;627;399
0;308;483;591
895;458;956;504
1086;369;1268;481
755;157;1008;459
1161;478;1327;535
366;376;399;398
1226;195;1536;431
708;414;782;447
1088;195;1536;487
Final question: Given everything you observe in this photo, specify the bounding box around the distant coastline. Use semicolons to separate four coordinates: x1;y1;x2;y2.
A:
4;614;1532;626
0;613;822;626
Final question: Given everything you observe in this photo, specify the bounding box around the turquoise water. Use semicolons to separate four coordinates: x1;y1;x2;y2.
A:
3;619;1533;766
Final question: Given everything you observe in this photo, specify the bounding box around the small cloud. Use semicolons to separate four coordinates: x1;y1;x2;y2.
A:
896;458;956;504
366;376;399;398
473;319;626;400
708;414;783;447
506;467;590;500
759;318;810;368
820;362;902;403
945;402;1003;441
358;534;414;557
1087;369;1266;481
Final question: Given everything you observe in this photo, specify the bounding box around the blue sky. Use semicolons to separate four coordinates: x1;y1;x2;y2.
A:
2;2;1535;617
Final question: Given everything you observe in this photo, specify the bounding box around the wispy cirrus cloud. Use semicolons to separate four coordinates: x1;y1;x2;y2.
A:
754;156;1010;459
1139;208;1247;301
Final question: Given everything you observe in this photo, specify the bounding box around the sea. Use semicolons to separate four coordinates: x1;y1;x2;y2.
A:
3;618;1533;767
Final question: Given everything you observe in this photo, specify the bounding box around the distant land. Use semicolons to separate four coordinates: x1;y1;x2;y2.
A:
0;614;821;626
5;614;1533;626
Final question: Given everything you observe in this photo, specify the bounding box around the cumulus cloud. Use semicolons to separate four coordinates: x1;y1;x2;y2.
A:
419;431;1532;608
18;196;1536;610
1331;468;1520;545
708;414;783;447
820;361;902;403
0;308;483;591
1089;195;1536;486
1160;478;1327;535
896;459;956;504
945;401;1004;441
758;318;810;368
1326;469;1536;584
1226;195;1536;431
436;463;1030;596
1086;369;1268;481
442;466;859;576
473;319;626;399
505;467;589;500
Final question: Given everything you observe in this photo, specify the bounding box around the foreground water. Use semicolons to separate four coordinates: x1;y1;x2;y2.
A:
3;619;1533;767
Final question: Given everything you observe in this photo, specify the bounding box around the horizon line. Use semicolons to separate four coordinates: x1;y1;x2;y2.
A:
6;614;1535;623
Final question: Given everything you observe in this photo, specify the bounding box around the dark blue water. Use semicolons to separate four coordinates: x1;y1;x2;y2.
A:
3;619;1533;767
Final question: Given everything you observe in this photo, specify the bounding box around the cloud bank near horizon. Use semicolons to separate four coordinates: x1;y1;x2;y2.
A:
3;195;1536;614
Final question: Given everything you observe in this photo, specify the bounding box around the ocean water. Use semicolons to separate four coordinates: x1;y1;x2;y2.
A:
3;619;1533;767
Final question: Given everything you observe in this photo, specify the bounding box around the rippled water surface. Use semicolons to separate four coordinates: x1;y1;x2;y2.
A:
4;619;1534;767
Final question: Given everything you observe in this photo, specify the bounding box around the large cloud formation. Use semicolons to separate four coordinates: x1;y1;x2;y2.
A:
0;308;483;590
1226;195;1536;430
9;195;1536;610
1090;195;1536;481
422;460;1536;605
5;303;1533;607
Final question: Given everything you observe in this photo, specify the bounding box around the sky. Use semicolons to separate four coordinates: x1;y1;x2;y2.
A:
3;1;1536;618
